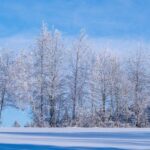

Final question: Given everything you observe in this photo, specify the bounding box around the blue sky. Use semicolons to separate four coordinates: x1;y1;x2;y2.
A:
0;0;150;39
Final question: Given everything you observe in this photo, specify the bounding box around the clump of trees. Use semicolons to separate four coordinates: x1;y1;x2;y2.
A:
0;23;150;127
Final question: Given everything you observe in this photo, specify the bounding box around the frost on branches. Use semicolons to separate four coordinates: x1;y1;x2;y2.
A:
0;23;150;127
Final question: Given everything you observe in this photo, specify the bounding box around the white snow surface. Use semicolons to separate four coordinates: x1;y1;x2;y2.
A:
0;128;150;150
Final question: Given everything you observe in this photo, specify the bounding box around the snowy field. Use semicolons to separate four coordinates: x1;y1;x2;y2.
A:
0;128;150;150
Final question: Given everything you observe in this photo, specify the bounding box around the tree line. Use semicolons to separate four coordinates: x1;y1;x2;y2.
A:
0;23;150;127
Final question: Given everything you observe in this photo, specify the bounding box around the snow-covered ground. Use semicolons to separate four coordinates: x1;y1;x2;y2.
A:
0;128;150;150
1;107;31;127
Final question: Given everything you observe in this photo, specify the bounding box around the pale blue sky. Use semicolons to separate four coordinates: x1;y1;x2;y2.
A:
0;0;150;39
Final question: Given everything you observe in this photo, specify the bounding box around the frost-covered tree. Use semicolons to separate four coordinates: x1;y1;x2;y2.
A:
90;50;112;125
108;55;123;126
9;50;32;109
90;50;124;126
126;48;150;127
67;31;90;124
0;50;11;121
0;49;31;123
31;23;63;127
44;28;63;127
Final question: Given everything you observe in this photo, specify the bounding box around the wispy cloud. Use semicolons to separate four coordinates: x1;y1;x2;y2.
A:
0;0;150;52
0;34;34;51
0;0;150;38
